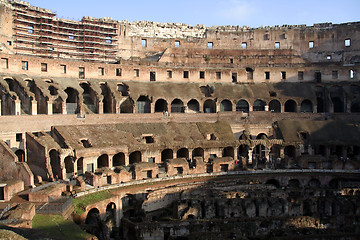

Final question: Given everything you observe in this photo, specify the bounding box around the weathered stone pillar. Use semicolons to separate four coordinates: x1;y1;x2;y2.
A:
0;99;2;116
297;105;301;113
280;104;285;113
62;102;67;115
124;154;129;166
31;100;37;115
248;148;253;165
216;102;221;113
108;155;114;168
98;100;104;114
313;105;317;113
15;99;21;115
47;100;53;115
264;105;269;111
150;101;155;113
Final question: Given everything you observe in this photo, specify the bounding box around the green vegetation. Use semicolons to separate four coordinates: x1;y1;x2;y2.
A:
32;214;92;240
73;190;113;215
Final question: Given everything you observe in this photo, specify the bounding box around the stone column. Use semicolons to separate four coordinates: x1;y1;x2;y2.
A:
31;100;37;115
0;99;2;116
265;105;269;111
124;154;129;166
98;100;104;114
15;99;21;115
216;102;221;113
297;105;301;113
47;100;53;115
248;148;253;165
62;102;67;115
150;101;155;113
313;105;317;113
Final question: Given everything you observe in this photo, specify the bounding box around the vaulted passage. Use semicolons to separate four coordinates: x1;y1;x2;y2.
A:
64;87;79;114
269;99;281;112
113;152;125;166
187;99;200;113
80;82;98;113
129;151;142;164
161;149;173;162
253;99;266;111
97;154;109;168
203;99;216;113
49;149;61;179
155;99;168;112
284;99;297;112
236;100;249;112
301;99;313;112
171;99;185;113
220;99;232;111
136;96;151;113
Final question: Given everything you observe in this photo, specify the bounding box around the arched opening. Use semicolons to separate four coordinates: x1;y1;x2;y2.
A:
97;154;109;168
265;179;280;188
187;99;200;113
284;99;297;112
15;149;25;162
129;151;141;164
351;100;360;113
52;97;63;114
270;145;281;160
308;178;321;188
238;145;249;158
269;99;281;112
120;98;133;113
77;157;83;175
80;82;97;113
49;149;61;179
316;86;325;113
171;99;185;113
301;99;313;112
100;83;113;113
332;97;344;113
48;85;58;95
236;100;249;113
64;87;79;114
253;144;267;167
203;99;216;113
192;148;204;159
256;133;267;139
105;202;117;235
284;145;296;159
177;148;189;159
222;147;234;158
113;152;125;166
288;179;301;188
154;99;168;112
136;96;151;113
161;149;173;162
85;208;100;225
220;100;232;112
64;156;74;179
253;99;266;111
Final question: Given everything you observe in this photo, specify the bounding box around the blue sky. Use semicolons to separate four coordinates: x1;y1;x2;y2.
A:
25;0;360;27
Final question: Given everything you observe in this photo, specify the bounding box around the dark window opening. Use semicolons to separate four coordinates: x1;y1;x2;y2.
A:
315;71;321;83
220;164;228;172
116;68;122;76
200;71;205;79
232;73;237;82
134;69;139;77
216;71;221;79
332;70;338;79
22;61;28;70
6;41;11;46
146;170;152;178
98;67;104;76
167;70;172;78
183;71;189;78
41;63;47;72
298;71;304;80
79;67;85;79
81;139;92;148
144;136;154;143
16;133;22;142
246;67;253;80
61;65;66;74
230;58;234;64
175;167;183;175
281;71;286;80
150;71;156;81
269;91;277;97
264;34;270;40
265;71;270;80
280;33;286;39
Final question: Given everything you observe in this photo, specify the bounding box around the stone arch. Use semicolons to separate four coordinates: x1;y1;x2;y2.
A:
256;133;267;139
64;156;74;179
85;208;100;225
269;99;281;112
171;99;185;113
100;83;114;113
192;148;204;159
161;149;173;162
129;151;141;164
236;99;249;112
265;179;280;188
222;146;234;158
49;149;61;179
136;96;151;113
220;99;232;111
308;178;321;188
15;149;25;162
253;99;266;111
105;202;117;228
52;97;63;114
203;99;216;113
187;99;200;113
332;97;344;113
97;154;109;168
284;145;296;159
154;99;168;112
288;179;301;188
301;99;313;112
284;99;297;112
113;152;125;166
177;148;189;159
253;144;267;166
80;82;97;113
64;87;79;114
330;86;344;113
120;98;134;113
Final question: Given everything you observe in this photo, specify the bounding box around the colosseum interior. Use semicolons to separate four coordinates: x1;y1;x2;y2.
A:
0;0;360;239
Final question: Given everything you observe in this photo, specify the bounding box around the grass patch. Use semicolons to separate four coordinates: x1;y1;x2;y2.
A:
73;190;113;215
32;214;92;240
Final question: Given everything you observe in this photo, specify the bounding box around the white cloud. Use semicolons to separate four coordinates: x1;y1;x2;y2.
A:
218;0;255;24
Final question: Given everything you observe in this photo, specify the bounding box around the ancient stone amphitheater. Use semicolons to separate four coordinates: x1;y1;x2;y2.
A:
0;1;360;239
